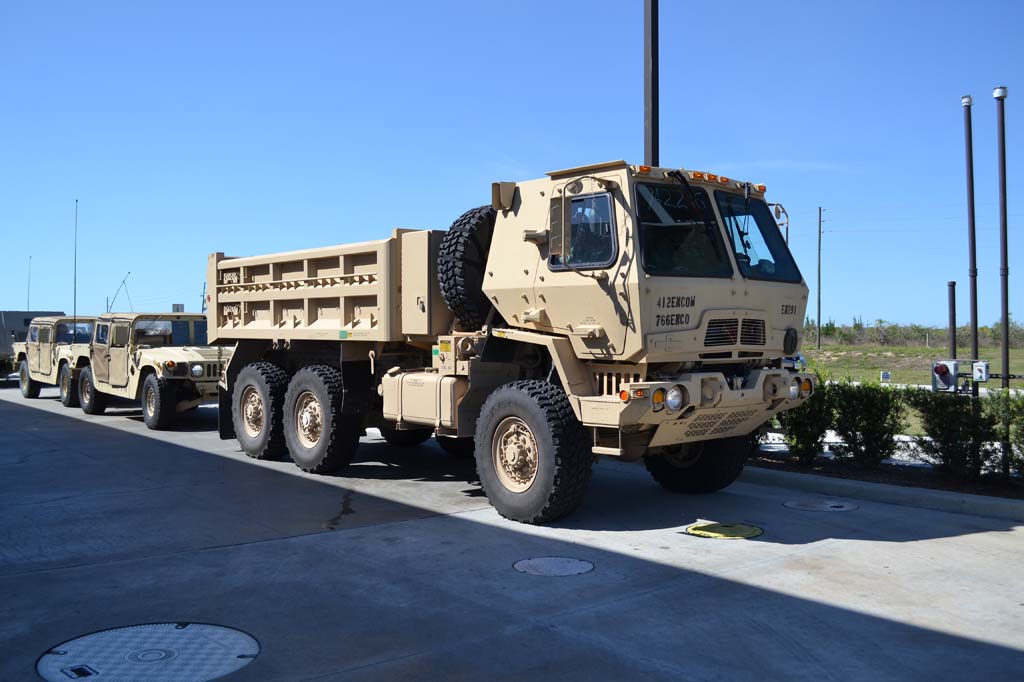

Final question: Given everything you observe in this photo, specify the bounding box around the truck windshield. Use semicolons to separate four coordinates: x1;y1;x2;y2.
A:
715;191;802;283
56;322;93;344
133;320;195;346
635;183;733;277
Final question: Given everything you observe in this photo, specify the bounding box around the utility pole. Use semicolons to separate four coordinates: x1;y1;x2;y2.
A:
644;0;659;167
74;199;79;338
27;255;32;309
947;281;957;359
994;85;1010;477
817;207;824;349
962;95;979;397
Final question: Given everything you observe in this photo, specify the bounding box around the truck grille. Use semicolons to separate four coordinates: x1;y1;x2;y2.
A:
704;319;738;346
593;371;642;395
740;319;766;346
703;318;766;347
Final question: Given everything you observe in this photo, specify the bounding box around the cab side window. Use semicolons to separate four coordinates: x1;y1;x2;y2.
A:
38;326;51;344
29;326;38;342
550;193;617;270
95;323;110;345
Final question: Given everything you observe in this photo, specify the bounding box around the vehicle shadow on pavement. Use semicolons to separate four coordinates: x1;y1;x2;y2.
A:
1;395;1022;681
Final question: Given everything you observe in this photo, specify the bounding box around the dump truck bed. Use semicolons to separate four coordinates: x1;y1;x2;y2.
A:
207;229;451;344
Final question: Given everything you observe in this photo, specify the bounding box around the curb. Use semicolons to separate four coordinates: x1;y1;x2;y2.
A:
740;465;1024;523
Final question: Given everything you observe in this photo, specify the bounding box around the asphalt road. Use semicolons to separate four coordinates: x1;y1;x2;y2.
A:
1;383;1022;681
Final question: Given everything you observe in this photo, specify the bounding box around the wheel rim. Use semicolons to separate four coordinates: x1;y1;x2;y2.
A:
20;364;28;386
241;385;265;438
662;443;704;469
492;416;539;493
145;385;155;416
82;376;92;405
294;391;323;449
61;369;70;398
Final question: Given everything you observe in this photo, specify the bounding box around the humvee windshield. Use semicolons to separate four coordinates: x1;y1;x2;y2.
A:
635;183;733;278
133;320;202;347
715;191;801;283
56;322;93;344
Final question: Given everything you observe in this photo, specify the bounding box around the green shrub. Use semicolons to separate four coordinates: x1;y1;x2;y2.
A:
984;389;1024;476
904;389;997;481
778;373;833;466
830;382;906;468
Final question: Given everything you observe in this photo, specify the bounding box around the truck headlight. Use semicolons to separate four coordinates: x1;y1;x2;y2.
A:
666;385;687;412
800;378;813;398
788;379;801;400
190;363;204;377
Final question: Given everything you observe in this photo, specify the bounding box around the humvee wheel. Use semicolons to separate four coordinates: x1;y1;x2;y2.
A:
232;362;288;460
78;366;108;415
437;205;497;330
379;423;433;447
283;365;360;474
643;436;749;494
435;436;475;459
19;360;41;399
475;380;592;524
142;373;176;430
58;364;80;407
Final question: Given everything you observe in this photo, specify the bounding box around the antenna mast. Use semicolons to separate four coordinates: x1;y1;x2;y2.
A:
108;271;132;312
74;199;79;336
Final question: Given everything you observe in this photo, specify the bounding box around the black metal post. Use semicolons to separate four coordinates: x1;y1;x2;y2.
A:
962;96;979;398
948;281;957;359
644;0;659;167
994;86;1010;477
817;206;823;349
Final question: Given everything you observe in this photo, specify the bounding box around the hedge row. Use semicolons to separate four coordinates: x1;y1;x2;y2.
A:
775;375;1024;480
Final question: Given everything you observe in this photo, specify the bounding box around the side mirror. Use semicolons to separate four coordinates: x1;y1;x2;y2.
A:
548;196;574;259
491;182;516;211
774;204;782;219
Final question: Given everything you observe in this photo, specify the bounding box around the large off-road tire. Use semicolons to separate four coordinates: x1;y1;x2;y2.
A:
19;360;41;399
232;362;289;460
436;436;476;459
437;205;497;330
78;366;108;415
379;423;433;447
141;373;177;430
283;365;361;474
474;380;592;524
59;363;80;407
643;436;749;494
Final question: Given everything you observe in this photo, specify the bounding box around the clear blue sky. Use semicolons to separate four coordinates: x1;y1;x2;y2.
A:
1;0;1020;327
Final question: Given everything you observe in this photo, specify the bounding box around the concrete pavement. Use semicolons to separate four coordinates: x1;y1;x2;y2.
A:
1;384;1022;681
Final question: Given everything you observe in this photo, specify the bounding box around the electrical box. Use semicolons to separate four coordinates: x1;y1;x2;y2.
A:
931;360;958;392
972;361;990;383
879;371;892;383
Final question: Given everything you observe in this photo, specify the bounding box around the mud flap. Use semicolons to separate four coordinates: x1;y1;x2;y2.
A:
218;385;236;440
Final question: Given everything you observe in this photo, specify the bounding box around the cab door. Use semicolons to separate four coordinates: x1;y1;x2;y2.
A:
27;325;40;372
92;323;111;384
108;323;131;387
37;325;53;376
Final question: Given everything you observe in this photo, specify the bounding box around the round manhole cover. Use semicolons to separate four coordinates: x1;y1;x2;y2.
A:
684;522;763;539
513;557;594;576
37;623;259;682
784;499;859;512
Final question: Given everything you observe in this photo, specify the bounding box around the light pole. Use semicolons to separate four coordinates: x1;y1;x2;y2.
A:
962;95;979;398
993;85;1010;477
644;0;659;167
817;207;825;349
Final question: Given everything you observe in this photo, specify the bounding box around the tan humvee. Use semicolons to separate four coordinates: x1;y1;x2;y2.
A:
208;161;815;524
78;312;229;430
13;316;96;406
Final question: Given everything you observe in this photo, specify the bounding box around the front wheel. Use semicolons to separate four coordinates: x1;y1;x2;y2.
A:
283;365;361;474
474;380;592;524
78;366;108;415
142;373;177;430
59;364;80;407
19;360;41;399
643;436;749;494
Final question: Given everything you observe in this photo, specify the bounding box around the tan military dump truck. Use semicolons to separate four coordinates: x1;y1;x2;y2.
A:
209;161;815;523
77;312;229;430
13;316;96;406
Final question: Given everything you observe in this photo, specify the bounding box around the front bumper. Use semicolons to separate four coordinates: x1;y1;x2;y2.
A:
577;368;815;448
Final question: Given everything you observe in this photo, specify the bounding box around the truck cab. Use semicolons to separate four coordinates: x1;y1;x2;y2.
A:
78;312;229;429
15;316;95;407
